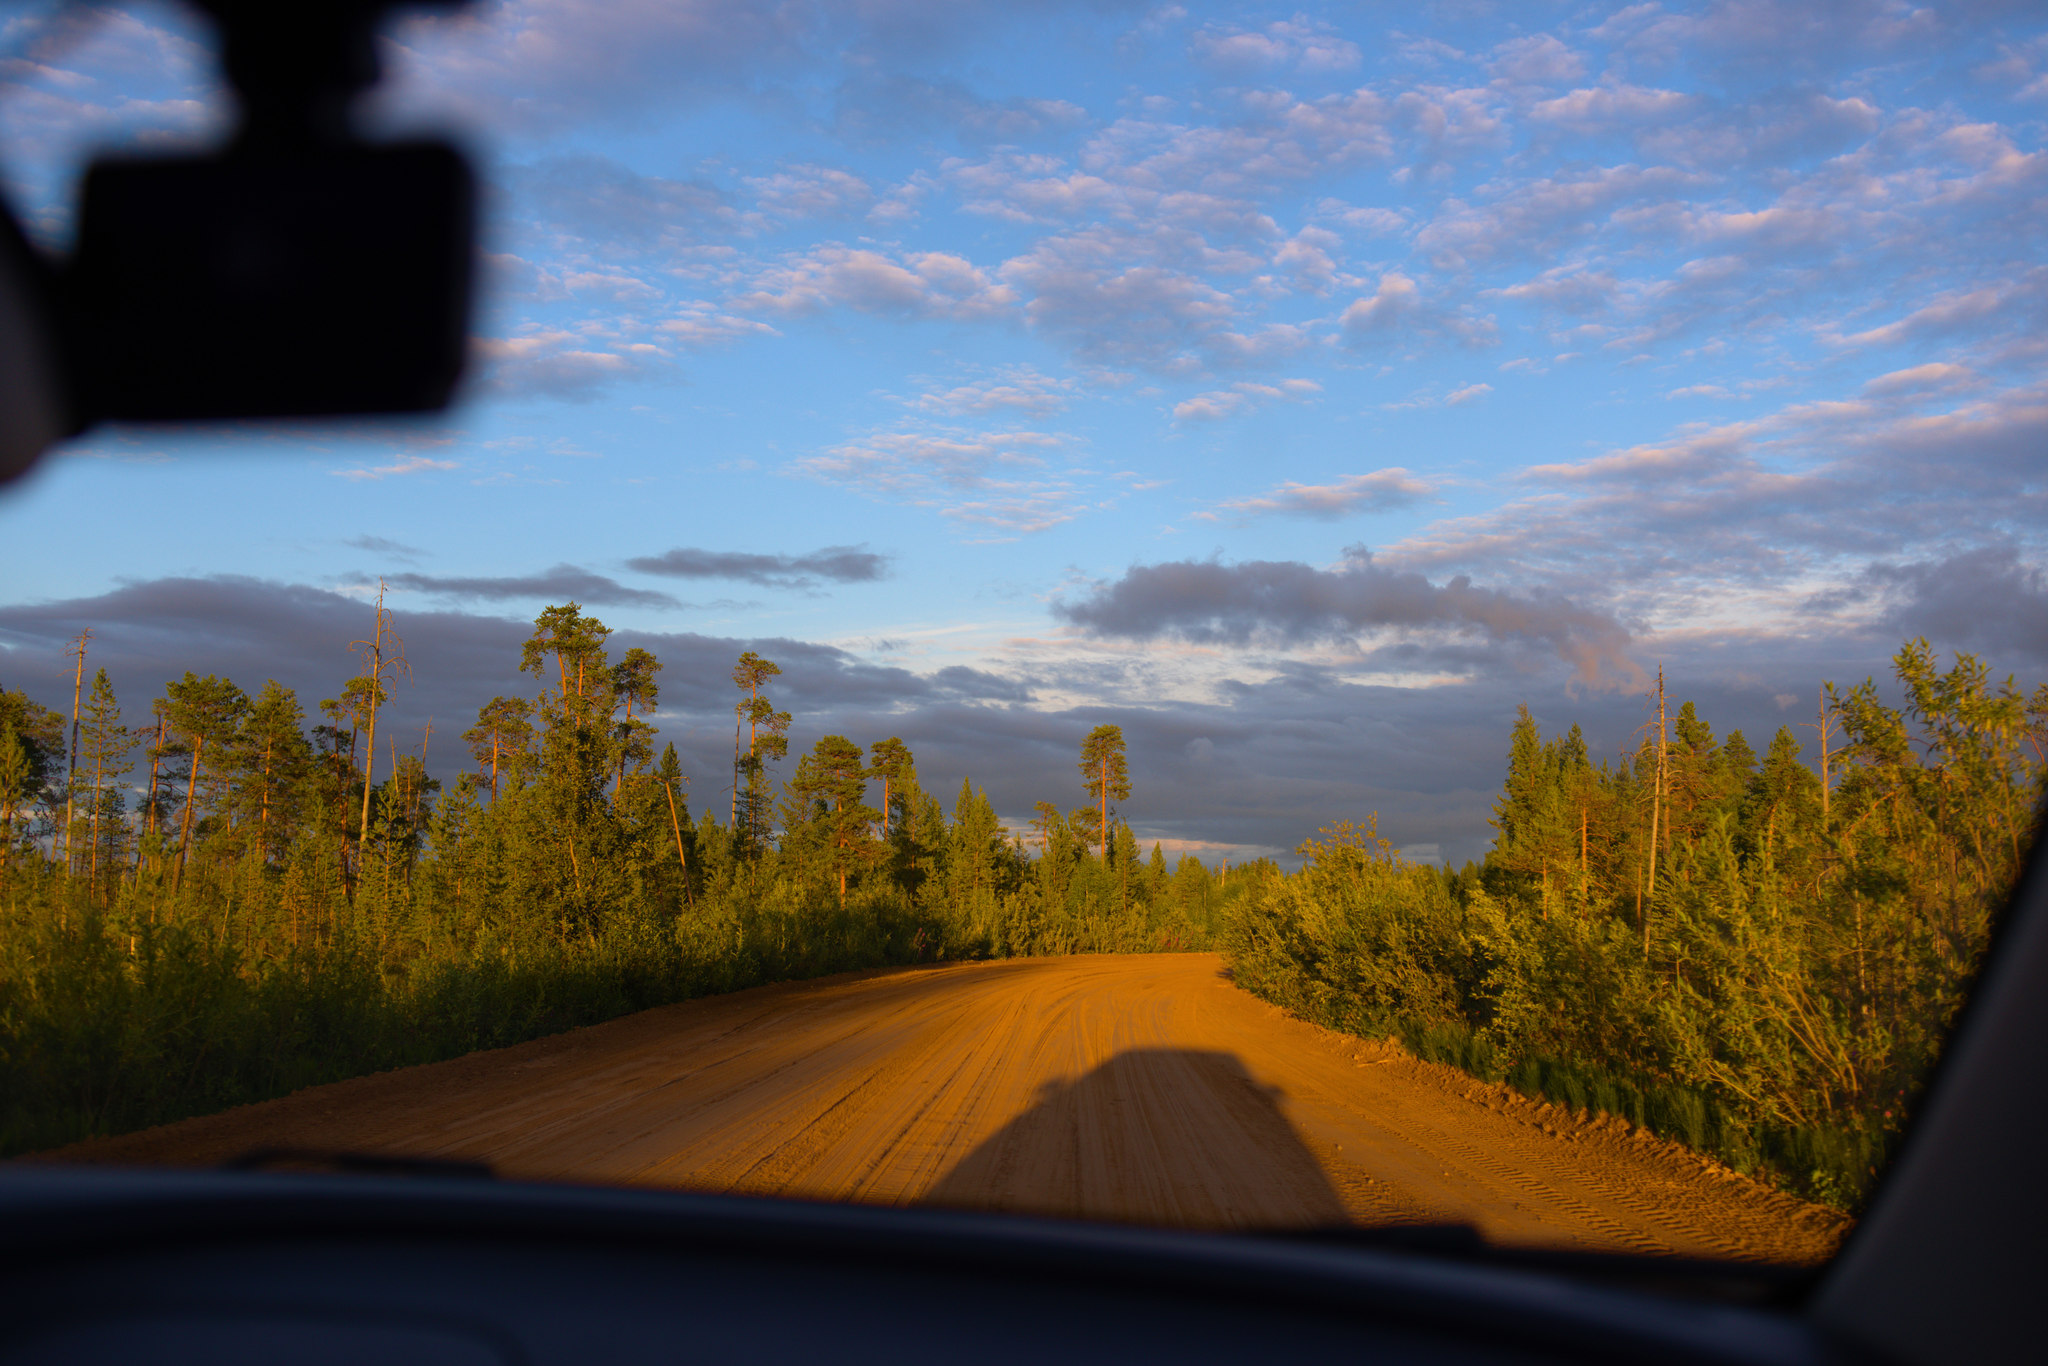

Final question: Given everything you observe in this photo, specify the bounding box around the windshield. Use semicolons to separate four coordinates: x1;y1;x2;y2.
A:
2;0;2042;1276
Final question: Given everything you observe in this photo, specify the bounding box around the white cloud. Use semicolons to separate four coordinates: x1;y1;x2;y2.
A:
1530;85;1692;130
735;246;1015;319
1341;272;1420;333
1189;16;1361;73
1206;468;1434;520
1863;363;1977;397
794;426;1083;538
1313;199;1408;235
1000;233;1240;371
472;331;641;398
332;456;460;482
747;164;875;219
1829;288;2007;348
657;303;780;348
1489;34;1586;86
908;366;1073;418
1341;274;1496;350
1171;378;1320;423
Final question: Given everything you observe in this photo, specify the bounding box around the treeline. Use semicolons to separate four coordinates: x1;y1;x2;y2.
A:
1222;641;2042;1209
0;601;1233;1155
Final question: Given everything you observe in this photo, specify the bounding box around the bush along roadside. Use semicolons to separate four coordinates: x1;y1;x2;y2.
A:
1223;641;2040;1213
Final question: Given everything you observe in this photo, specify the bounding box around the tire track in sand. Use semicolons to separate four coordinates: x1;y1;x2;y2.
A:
24;954;1850;1264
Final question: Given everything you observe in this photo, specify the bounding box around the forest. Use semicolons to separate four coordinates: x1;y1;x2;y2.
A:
1;597;2035;1213
0;600;1232;1157
1224;643;2042;1207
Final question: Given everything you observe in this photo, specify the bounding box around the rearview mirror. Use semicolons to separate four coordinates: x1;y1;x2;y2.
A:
63;140;474;422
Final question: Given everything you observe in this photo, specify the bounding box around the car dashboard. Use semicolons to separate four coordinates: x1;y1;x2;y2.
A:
0;1167;1862;1366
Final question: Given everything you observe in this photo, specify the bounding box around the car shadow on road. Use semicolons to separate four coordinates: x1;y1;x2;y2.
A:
919;1048;1346;1231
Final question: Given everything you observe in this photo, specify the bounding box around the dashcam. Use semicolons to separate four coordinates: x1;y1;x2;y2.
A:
64;140;474;422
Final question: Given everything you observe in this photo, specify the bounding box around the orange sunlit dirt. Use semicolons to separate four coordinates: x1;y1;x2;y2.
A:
33;954;1847;1262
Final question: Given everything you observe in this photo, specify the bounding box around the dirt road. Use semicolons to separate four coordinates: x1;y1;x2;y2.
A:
34;954;1847;1262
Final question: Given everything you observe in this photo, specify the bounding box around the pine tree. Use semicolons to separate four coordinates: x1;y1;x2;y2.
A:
240;680;312;865
161;672;249;885
610;647;663;790
1077;723;1130;857
791;734;879;906
654;743;693;904
521;602;613;704
463;696;535;801
0;689;64;876
518;605;624;940
349;581;410;855
60;629;90;874
1030;800;1063;856
727;652;789;855
77;669;138;895
867;737;914;838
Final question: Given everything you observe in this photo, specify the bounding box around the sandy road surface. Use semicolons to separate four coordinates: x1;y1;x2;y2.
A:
34;954;1846;1262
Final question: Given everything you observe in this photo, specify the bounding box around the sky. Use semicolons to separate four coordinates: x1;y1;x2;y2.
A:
1;0;2045;865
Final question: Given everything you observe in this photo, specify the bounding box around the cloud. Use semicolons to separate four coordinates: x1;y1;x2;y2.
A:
908;367;1072;418
1053;547;1640;688
1445;382;1492;405
1271;226;1343;293
625;545;888;588
657;303;781;349
1862;363;1977;397
1206;469;1434;521
1489;34;1586;86
1189;16;1361;73
1314;199;1408;235
735;245;1015;319
1637;91;1880;169
1341;272;1420;333
1530;85;1692;131
1171;378;1319;423
833;73;1087;145
747;164;875;220
332;456;460;481
998;229;1258;371
345;536;429;560
380;0;816;129
386;566;680;609
1831;287;2007;348
1416;164;1700;270
515;153;733;251
0;574;1046;831
1365;379;2048;666
794;427;1083;537
470;331;641;400
1863;546;2048;662
1341;273;1495;349
1019;270;1230;364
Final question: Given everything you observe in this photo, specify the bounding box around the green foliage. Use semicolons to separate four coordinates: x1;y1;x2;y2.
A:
1223;642;2041;1212
0;607;1216;1156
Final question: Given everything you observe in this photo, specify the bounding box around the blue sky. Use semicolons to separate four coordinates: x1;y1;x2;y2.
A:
3;0;2045;864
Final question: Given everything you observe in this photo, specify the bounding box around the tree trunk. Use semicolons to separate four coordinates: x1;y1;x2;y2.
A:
260;734;274;860
1818;686;1830;835
89;742;104;896
63;632;87;875
1642;664;1665;959
1099;760;1109;858
359;692;379;850
176;731;206;890
663;778;692;907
